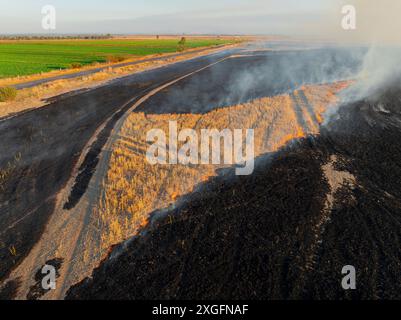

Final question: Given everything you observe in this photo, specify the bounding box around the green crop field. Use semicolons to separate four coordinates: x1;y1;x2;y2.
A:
0;38;233;79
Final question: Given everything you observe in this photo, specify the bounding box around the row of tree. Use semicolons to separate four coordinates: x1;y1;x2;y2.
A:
0;34;113;40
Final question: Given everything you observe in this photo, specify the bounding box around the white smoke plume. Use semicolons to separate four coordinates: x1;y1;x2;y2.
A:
332;0;401;101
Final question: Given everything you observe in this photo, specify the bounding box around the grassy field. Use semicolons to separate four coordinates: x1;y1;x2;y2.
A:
0;38;233;78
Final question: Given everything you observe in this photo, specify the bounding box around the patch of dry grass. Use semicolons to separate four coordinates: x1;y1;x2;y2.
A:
96;81;350;253
0;152;21;192
0;87;17;102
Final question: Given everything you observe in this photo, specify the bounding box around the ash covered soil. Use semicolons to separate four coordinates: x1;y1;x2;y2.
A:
67;83;401;300
0;47;363;290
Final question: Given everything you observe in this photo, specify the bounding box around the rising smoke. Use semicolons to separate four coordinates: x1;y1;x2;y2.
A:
333;0;401;101
154;2;401;115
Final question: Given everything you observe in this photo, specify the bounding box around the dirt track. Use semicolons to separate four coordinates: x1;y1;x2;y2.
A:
0;45;367;299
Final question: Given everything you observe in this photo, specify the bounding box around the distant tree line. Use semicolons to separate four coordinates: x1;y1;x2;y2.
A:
0;34;113;40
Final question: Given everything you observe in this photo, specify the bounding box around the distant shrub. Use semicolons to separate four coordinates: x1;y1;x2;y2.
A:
0;87;17;102
107;55;127;63
70;62;82;69
178;37;186;45
177;37;187;52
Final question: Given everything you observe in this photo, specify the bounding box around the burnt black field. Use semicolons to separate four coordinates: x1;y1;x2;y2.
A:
67;83;401;300
137;47;366;114
1;44;399;300
0;47;365;287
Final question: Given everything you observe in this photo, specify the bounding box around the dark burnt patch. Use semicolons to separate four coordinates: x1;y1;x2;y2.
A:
26;258;64;300
67;85;401;300
0;278;21;300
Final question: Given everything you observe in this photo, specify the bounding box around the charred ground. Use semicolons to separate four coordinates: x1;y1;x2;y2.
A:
1;45;395;300
137;48;365;114
67;84;401;300
0;47;363;288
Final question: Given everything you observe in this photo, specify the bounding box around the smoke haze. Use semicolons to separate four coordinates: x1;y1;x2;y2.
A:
321;1;401;103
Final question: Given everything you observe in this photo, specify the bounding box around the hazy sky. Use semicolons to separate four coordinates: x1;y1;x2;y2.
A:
0;0;334;35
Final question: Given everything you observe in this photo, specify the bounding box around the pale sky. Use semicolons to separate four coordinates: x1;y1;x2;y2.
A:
0;0;335;35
